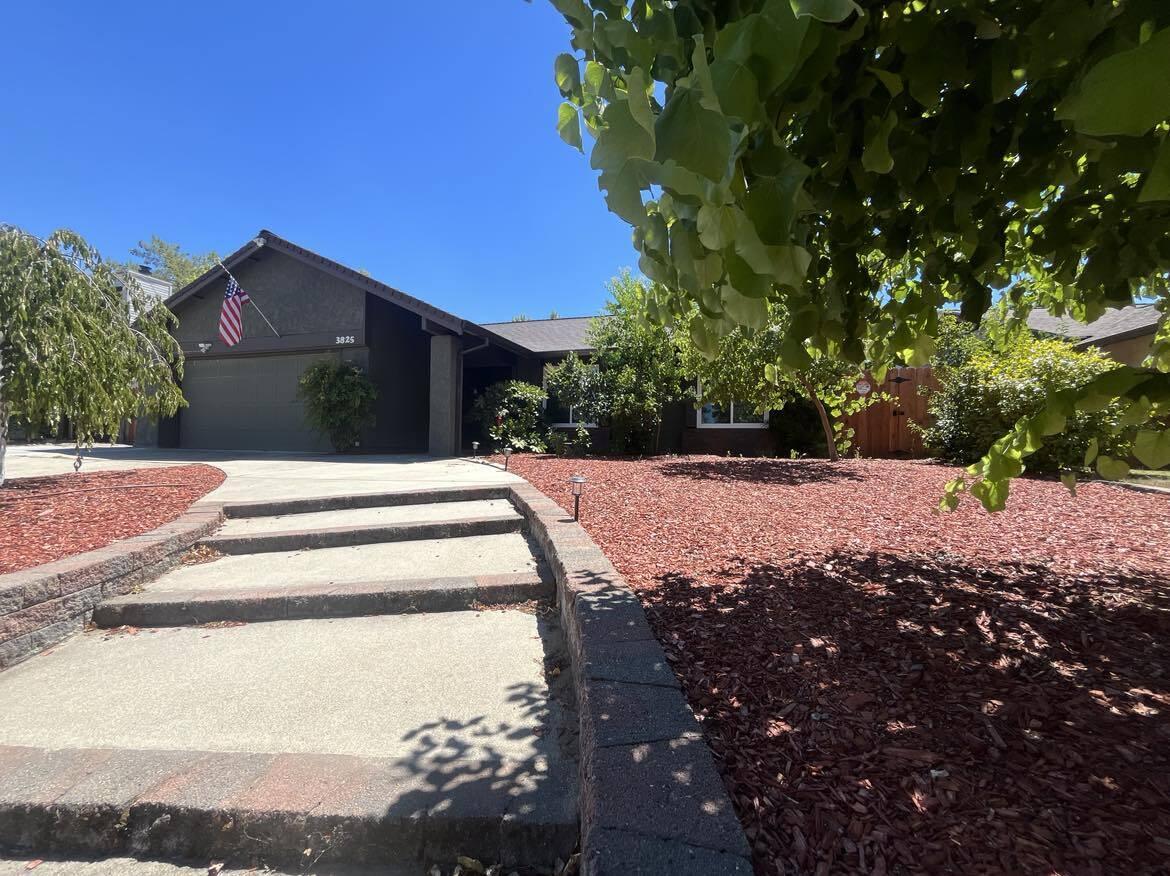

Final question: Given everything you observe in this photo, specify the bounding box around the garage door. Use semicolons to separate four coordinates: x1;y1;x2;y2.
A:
179;352;339;451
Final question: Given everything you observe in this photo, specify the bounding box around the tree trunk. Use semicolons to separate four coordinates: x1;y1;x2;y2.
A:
0;398;8;488
804;380;839;462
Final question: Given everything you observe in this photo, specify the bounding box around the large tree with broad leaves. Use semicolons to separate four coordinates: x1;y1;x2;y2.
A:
550;0;1170;510
0;226;186;485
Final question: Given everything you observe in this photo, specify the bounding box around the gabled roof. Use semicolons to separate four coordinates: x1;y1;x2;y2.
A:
480;315;601;355
1026;304;1163;347
166;230;468;334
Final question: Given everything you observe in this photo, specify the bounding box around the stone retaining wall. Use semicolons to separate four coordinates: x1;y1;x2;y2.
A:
0;506;223;669
507;483;752;875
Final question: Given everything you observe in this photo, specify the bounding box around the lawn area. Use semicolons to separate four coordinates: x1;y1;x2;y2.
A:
509;454;1170;875
0;465;225;573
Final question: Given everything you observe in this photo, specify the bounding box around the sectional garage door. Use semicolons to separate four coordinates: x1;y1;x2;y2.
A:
179;352;338;451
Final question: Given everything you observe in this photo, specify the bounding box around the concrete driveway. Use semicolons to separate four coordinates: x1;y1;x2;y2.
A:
5;444;520;503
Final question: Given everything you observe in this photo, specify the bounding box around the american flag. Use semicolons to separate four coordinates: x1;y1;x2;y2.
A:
218;278;251;346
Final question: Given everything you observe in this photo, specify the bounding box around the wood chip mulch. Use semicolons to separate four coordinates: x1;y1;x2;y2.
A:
506;454;1170;876
0;464;225;574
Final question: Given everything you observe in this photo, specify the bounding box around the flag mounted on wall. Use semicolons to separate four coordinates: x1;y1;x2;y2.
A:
218;278;251;346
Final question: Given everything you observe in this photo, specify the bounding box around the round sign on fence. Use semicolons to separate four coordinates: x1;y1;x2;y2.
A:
855;379;872;396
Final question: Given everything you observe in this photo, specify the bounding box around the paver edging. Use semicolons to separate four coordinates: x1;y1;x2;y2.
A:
506;482;752;875
0;504;224;669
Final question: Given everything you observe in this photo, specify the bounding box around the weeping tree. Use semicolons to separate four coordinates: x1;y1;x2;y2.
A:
551;0;1170;509
0;225;186;485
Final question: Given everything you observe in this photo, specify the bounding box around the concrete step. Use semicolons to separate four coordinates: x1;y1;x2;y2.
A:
93;570;554;627
219;484;512;519
200;502;524;555
0;614;578;871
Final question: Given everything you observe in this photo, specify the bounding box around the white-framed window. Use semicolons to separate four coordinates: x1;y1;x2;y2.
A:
543;363;597;428
695;380;768;429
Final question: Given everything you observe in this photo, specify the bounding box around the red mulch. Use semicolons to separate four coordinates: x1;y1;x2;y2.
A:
506;454;1170;875
0;465;225;574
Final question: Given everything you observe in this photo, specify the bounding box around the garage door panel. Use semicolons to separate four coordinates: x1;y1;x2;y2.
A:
179;352;341;451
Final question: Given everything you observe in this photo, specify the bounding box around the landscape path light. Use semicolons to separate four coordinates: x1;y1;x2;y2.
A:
569;474;587;522
471;440;479;460
503;447;513;471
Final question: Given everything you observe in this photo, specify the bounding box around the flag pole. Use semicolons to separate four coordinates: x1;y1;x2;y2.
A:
215;258;281;338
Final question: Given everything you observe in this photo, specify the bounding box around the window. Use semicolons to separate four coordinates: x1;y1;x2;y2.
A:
695;381;768;428
544;363;597;428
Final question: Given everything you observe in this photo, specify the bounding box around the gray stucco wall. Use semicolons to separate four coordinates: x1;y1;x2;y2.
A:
172;249;365;350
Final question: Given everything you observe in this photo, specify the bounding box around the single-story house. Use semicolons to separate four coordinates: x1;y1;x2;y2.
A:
1026;304;1163;366
147;231;778;456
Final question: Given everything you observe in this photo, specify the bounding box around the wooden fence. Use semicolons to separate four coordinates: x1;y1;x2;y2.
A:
842;366;938;458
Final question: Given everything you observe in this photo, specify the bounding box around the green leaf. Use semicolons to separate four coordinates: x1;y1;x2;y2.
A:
715;0;809;94
654;88;733;182
554;54;581;99
557;103;582;151
1060;472;1078;496
1134;429;1170;470
689;316;719;359
710;59;764;124
590;98;654;171
789;0;860;22
767;244;812;290
1096;455;1131;481
744;155;810;244
697;204;738;249
596;162;649;225
549;0;591;28
862;110;897;174
721;286;769;330
1139;137;1170;203
1084;437;1099;466
869;67;903;97
1056;28;1170;136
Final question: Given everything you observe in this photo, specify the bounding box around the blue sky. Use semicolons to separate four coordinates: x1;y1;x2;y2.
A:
0;2;635;322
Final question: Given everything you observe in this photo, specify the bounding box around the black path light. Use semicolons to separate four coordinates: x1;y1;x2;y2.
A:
503;447;513;471
569;474;587;521
471;440;479;460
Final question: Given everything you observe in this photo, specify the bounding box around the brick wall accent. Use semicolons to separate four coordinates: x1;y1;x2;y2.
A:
0;505;223;669
507;483;752;875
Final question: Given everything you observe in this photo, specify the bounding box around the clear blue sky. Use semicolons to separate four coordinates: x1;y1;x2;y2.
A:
0;2;636;322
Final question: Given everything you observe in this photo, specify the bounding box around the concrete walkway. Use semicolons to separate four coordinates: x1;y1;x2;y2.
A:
5;444;520;503
0;452;577;872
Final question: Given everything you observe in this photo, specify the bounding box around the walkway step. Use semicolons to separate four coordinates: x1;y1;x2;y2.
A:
200;513;523;554
220;484;512;519
93;571;553;627
0;614;578;871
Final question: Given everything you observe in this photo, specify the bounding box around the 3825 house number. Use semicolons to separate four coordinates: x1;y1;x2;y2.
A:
335;335;355;345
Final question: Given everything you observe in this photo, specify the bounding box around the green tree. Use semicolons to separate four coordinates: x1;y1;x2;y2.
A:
551;0;1170;508
0;225;185;485
675;305;887;460
128;235;218;288
297;360;378;452
546;272;691;453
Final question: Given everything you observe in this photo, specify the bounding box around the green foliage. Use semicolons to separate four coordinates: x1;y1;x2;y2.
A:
921;331;1125;474
675;301;888;458
128;235;218;288
547;272;691;454
469;380;550;452
297;360;378;452
553;0;1170;506
550;424;594;457
0;225;185;484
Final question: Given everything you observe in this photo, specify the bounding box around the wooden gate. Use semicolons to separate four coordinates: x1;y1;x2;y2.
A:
842;366;938;458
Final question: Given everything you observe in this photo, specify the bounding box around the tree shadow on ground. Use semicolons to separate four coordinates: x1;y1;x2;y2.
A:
639;551;1170;875
658;457;864;486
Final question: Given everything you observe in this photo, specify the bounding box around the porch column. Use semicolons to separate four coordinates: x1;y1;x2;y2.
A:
428;334;462;456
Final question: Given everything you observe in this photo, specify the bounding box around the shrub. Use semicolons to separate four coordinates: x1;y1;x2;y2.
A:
297;360;378;452
920;332;1125;473
549;424;593;457
469;380;549;453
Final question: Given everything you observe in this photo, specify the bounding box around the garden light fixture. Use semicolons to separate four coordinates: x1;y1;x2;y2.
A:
503;447;513;471
471;440;479;459
569;474;587;521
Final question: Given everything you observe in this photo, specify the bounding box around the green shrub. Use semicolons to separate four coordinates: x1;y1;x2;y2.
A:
920;332;1125;473
549;424;593;457
297;360;378;452
469;380;549;453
